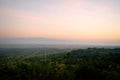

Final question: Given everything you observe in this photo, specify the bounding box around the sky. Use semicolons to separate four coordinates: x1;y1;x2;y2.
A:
0;0;120;45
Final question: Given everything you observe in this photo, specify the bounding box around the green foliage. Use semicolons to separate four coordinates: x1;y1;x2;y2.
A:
0;48;120;80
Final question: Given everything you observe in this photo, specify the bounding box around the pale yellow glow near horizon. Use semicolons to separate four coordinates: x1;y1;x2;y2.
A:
0;0;120;42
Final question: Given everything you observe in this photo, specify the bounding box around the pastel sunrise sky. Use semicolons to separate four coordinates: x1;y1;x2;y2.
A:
0;0;120;45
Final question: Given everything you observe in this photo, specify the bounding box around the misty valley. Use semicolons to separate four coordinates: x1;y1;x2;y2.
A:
0;48;120;80
1;0;120;80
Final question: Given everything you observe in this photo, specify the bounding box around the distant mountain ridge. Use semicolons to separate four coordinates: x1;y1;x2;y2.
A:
0;38;119;48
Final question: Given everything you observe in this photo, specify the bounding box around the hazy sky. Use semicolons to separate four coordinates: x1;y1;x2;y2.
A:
0;0;120;44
